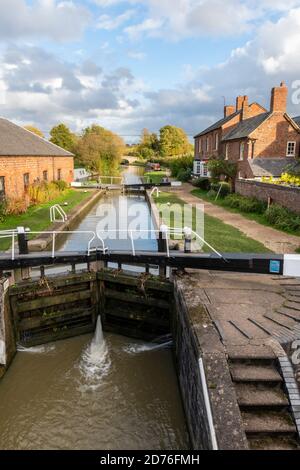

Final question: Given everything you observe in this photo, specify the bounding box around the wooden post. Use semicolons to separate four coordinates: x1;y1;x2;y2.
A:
17;227;28;255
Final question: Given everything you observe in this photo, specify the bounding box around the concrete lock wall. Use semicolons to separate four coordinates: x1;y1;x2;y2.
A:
236;180;300;214
0;279;16;370
172;281;212;450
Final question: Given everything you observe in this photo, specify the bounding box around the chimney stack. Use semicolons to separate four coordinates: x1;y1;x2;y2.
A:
224;105;235;118
241;96;250;120
270;81;288;113
236;95;247;111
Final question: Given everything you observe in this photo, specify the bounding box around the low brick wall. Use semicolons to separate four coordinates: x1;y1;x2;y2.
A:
236;180;300;214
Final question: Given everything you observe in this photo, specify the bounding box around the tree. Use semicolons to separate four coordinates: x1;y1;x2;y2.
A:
49;123;76;152
134;128;160;160
207;156;238;191
24;125;44;138
76;125;125;175
159;125;191;157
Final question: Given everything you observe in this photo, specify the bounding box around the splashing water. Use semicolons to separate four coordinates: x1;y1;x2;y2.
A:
124;340;173;355
78;316;111;390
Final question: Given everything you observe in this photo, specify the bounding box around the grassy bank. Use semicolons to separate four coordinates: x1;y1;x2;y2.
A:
144;171;167;184
192;187;300;237
0;189;92;250
155;192;270;253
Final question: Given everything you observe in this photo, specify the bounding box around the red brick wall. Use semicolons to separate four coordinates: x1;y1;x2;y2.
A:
0;155;74;199
251;114;300;159
236;179;300;214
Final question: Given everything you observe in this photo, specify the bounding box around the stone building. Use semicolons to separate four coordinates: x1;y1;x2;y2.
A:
0;118;74;200
193;82;300;179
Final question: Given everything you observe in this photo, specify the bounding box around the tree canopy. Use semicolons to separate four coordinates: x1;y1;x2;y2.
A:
159;125;191;157
24;125;44;138
76;125;125;175
49;123;76;152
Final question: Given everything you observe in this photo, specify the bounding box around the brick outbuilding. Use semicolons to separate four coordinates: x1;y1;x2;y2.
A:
0;118;74;200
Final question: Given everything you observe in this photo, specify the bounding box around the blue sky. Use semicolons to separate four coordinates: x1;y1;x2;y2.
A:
1;0;300;141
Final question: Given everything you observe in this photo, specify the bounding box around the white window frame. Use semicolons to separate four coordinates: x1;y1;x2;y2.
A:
225;143;229;160
193;160;201;176
206;137;209;152
214;133;219;150
239;142;244;161
286;141;296;157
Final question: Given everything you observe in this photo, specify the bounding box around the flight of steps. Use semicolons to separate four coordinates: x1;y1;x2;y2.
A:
228;348;299;450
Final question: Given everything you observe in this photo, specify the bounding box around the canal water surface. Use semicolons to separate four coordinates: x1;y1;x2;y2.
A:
0;166;189;450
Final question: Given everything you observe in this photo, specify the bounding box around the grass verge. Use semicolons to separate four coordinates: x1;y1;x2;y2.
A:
144;171;167;184
0;189;92;250
155;191;271;253
191;187;300;237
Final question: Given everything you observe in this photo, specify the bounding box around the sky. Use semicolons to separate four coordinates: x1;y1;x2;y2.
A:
1;0;300;142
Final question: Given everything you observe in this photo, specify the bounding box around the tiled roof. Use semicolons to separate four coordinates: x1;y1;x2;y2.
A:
293;115;300;127
0;118;73;156
248;158;299;177
222;113;270;141
194;110;241;138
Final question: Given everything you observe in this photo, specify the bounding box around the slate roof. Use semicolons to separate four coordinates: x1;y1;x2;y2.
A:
293;115;300;127
248;158;299;177
0;118;73;156
194;110;241;138
222;113;270;141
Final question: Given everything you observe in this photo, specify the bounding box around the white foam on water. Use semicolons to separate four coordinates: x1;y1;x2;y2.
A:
78;316;111;391
124;340;173;354
17;344;56;354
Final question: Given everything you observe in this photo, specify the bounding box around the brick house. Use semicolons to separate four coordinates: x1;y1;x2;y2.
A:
0;118;74;201
193;82;300;179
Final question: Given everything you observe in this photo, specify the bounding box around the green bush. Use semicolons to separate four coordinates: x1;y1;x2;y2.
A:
177;168;192;182
169;155;194;178
192;177;211;190
224;194;267;213
264;204;300;232
53;180;68;191
207;189;217;198
211;182;231;198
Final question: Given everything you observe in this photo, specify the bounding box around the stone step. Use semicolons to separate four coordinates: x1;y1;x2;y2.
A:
235;383;289;408
249;436;299;450
227;345;275;362
242;411;296;434
230;364;283;383
284;301;300;312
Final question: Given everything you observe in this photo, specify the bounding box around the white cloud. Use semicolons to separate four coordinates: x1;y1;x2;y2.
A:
0;0;91;42
97;9;135;30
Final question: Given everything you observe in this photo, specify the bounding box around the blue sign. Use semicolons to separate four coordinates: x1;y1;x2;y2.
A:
270;260;280;274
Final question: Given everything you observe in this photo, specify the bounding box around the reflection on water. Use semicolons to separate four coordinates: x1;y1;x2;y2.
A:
0;334;189;450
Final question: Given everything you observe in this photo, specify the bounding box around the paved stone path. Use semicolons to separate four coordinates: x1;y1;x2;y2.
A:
172;183;300;253
178;270;300;348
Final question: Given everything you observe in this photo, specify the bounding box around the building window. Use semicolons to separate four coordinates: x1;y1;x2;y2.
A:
193;160;201;175
206;137;209;153
251;141;255;159
225;143;229;160
57;169;62;180
0;176;5;200
198;139;201;153
239;142;244;160
287;141;296;157
43;170;48;181
23;173;30;190
214;133;219;150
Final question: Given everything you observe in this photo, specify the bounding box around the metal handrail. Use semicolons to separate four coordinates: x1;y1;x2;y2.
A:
50;204;67;223
2;226;223;262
